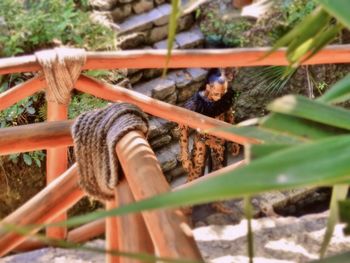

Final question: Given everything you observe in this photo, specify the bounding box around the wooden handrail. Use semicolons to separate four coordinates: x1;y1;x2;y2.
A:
0;164;84;256
1;45;350;75
12;160;246;253
76;75;259;144
0;120;73;155
115;131;202;259
0;131;203;259
0;75;45;111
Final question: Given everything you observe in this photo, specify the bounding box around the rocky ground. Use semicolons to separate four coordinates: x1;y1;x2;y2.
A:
2;212;350;263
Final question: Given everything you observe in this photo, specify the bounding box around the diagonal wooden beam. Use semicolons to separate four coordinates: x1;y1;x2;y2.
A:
0;75;46;111
1;45;350;75
0;164;84;257
75;75;259;144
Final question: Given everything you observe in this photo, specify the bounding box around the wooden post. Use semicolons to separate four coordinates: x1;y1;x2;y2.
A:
46;102;69;240
116;131;202;260
115;180;154;263
0;164;84;257
106;199;119;263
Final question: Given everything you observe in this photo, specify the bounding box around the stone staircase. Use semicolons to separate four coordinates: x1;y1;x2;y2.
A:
91;0;209;180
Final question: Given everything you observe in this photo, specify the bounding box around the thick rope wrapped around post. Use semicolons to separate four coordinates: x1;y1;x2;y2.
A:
35;47;86;104
71;103;149;200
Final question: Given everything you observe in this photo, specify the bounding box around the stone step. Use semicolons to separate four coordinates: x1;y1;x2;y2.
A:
117;3;196;48
152;26;204;49
132;67;207;105
155;140;182;173
126;26;205;79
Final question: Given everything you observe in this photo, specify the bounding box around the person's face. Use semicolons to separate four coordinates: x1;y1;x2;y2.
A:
206;81;228;101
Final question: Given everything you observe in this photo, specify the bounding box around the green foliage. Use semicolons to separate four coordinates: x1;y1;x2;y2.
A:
9;151;45;167
199;7;253;47
0;0;116;57
0;93;44;128
69;93;108;119
282;0;318;29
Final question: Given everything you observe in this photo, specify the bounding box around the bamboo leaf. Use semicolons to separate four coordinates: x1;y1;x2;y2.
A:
319;185;349;258
48;135;350;229
247;144;291;161
163;0;181;76
301;23;343;64
311;251;350;263
318;74;350;104
339;200;350;236
261;113;348;140
264;7;328;57
267;95;350;131
220;125;305;144
244;196;254;263
317;0;350;29
1;224;200;263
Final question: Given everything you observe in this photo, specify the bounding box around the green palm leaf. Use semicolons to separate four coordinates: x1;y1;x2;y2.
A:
48;135;350;229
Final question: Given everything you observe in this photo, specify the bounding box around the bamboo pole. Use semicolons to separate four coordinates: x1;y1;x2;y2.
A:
76;75;258;144
68;218;105;244
115;180;154;263
1;45;350;75
14;219;105;252
106;199;119;263
46;102;69;240
0;121;73;155
116;131;202;260
0;75;45;111
0;164;84;257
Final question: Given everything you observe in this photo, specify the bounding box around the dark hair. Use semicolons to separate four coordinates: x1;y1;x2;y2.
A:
207;68;220;82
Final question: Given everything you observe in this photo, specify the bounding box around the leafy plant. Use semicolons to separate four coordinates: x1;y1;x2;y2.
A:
0;0;116;57
69;93;108;119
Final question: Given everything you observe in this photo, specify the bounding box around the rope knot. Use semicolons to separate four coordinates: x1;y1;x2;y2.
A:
35;47;86;104
71;103;149;201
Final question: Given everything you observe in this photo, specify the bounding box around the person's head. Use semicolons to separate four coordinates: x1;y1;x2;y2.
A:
205;69;228;101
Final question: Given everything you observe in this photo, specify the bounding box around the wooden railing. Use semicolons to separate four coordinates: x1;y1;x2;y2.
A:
0;45;350;262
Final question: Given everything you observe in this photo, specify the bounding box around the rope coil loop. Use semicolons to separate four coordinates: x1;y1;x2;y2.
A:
35;47;86;104
72;103;149;201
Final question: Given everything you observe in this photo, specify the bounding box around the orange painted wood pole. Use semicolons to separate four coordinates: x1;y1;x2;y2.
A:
0;75;45;111
0;121;73;155
115;180;154;263
46;102;69;240
1;45;350;74
116;131;202;260
76;75;259;145
67;218;105;244
106;199;119;263
14;218;105;252
0;164;84;257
